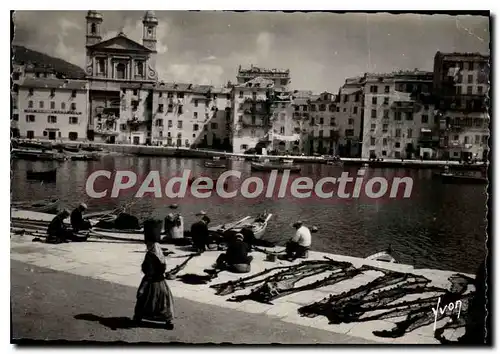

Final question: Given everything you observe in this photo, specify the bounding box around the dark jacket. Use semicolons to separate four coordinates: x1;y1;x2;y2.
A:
47;215;66;240
191;221;209;238
70;208;84;232
226;239;250;265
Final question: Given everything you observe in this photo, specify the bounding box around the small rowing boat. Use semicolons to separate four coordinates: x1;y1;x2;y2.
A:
63;145;80;153
81;145;103;152
433;166;488;185
222;212;273;240
26;169;57;182
70;154;100;161
12;149;66;161
11;198;60;214
204;161;227;169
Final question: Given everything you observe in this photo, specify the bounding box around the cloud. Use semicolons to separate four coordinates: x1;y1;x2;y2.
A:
256;32;273;59
201;55;217;61
54;17;85;67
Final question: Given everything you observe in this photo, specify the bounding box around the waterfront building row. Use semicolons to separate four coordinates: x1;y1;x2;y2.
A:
10;10;489;161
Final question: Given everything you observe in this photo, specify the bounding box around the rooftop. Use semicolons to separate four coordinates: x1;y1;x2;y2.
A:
155;82;212;94
238;65;290;76
436;51;490;60
235;76;275;88
20;78;88;91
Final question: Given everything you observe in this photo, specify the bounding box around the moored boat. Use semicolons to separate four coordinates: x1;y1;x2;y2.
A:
70;153;100;161
12;148;66;161
365;251;397;263
251;161;301;173
433;166;488;185
26;168;57;182
437;172;488;185
204;161;227;169
229;212;273;240
63;145;80;153
11;198;60;214
81;145;103;152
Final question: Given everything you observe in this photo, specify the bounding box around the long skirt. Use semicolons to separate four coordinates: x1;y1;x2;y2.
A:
134;276;174;322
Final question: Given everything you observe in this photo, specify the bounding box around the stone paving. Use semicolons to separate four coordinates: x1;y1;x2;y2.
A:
10;221;474;344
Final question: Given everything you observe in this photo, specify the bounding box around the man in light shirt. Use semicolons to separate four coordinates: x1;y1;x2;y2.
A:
285;221;311;260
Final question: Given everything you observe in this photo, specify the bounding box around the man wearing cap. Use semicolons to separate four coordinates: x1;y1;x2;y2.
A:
190;215;211;253
215;233;253;273
71;203;91;233
286;221;311;260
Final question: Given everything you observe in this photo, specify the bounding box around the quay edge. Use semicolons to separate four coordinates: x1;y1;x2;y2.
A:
12;139;489;170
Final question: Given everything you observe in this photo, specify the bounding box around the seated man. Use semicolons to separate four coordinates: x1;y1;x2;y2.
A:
190;215;211;253
286;221;311;260
70;203;91;233
215;233;253;273
47;209;89;244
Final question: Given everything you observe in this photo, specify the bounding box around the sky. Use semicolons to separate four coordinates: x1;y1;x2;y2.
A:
12;11;490;93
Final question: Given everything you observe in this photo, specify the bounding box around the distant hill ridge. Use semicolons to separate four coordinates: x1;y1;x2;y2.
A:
12;45;86;79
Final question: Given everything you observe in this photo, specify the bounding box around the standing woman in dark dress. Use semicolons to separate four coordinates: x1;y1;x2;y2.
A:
133;219;175;329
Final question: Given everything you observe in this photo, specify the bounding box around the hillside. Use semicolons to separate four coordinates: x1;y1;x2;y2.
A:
12;45;86;79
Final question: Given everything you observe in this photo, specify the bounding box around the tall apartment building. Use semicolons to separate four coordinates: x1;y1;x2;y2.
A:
433;52;490;161
209;86;233;150
336;76;364;157
361;71;437;159
236;65;290;89
85;10;159;144
231;66;292;153
232;77;274;153
150;83;230;148
271;90;297;154
290;91;313;155
308;92;338;155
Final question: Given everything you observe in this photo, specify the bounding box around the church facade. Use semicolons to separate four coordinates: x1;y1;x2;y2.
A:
85;10;159;144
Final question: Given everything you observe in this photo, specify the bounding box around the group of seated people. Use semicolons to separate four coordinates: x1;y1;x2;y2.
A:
46;204;313;274
204;218;312;274
46;203;91;244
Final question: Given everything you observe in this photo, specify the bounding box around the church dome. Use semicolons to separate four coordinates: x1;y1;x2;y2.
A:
86;10;103;19
143;10;158;23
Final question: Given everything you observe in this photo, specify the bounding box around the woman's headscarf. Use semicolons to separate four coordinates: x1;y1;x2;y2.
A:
146;242;165;264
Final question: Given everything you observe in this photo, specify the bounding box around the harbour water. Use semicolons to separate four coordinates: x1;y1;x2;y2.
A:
11;156;487;274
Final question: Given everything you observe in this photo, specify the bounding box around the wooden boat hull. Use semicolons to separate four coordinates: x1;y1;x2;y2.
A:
251;162;301;173
81;146;103;152
204;162;227;169
12;149;66;161
70;154;100;161
366;251;397;263
12;198;60;214
326;161;344;166
225;213;272;240
63;146;80;153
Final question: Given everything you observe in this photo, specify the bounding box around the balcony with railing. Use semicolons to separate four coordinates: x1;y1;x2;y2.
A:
127;117;149;126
